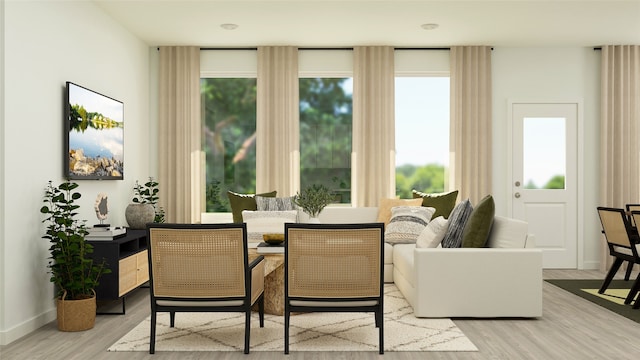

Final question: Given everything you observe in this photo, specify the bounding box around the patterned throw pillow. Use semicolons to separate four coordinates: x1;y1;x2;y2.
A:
441;199;473;248
255;196;297;211
416;216;449;248
241;210;298;242
384;206;435;245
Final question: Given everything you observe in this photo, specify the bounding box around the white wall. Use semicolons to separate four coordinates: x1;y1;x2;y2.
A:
492;47;601;269
1;1;151;344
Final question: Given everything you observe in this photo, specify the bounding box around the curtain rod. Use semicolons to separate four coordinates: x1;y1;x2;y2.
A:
197;47;453;51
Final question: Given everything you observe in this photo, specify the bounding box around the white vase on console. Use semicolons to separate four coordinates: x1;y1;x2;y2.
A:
307;217;321;224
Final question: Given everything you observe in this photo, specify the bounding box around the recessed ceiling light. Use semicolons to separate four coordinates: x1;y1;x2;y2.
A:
421;23;439;30
220;23;238;30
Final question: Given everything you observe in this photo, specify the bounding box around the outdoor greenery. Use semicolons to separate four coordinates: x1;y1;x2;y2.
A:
525;175;566;189
201;77;448;211
132;177;165;223
41;181;110;300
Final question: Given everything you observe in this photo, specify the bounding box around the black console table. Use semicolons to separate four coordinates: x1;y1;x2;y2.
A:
87;229;148;315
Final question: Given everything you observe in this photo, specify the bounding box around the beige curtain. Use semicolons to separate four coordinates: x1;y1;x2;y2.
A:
449;46;493;205
256;46;300;196
352;46;395;206
158;46;202;223
600;45;640;269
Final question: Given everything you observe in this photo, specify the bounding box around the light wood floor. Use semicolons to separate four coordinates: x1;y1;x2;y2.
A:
2;269;639;360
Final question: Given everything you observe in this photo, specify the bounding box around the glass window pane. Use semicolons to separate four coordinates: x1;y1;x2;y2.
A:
299;78;353;203
523;117;566;189
201;78;257;211
394;77;450;197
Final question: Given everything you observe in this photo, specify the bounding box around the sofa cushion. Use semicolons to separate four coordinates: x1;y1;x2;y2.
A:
441;199;473;248
255;195;297;211
384;242;393;265
462;195;495;248
412;190;459;219
392;244;416;286
376;198;423;226
228;190;277;223
416;216;449;248
486;215;529;248
384;206;435;245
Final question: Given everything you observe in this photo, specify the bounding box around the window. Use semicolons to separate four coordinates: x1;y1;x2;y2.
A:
394;76;450;197
201;78;257;211
523;117;566;189
299;77;353;203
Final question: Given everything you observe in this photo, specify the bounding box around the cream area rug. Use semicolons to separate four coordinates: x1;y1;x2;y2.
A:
108;285;478;352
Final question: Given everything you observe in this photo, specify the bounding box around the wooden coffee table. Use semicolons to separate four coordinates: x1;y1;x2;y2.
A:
249;249;284;315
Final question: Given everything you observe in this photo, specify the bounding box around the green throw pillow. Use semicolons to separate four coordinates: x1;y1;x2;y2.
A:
461;195;495;248
412;190;459;219
228;190;277;223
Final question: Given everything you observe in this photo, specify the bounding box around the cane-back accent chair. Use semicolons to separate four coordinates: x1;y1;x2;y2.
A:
284;223;385;354
147;223;265;354
597;207;640;308
624;204;640;279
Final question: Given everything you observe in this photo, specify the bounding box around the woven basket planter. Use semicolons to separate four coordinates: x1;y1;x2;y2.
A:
56;290;96;332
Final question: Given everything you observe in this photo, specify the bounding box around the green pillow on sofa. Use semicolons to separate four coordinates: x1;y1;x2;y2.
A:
461;194;495;248
227;190;277;223
412;190;459;219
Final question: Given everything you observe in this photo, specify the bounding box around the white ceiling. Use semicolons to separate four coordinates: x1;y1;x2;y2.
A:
94;0;640;48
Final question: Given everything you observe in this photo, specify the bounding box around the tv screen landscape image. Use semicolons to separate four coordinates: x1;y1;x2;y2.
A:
64;82;124;180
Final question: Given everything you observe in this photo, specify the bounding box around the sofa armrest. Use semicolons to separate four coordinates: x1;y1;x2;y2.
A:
412;248;543;318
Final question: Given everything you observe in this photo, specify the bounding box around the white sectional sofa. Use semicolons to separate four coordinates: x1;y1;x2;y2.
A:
201;207;543;318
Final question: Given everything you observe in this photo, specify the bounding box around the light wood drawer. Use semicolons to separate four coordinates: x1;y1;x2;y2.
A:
137;250;149;284
118;255;137;296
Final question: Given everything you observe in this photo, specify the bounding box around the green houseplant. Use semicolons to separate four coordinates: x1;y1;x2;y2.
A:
41;180;110;331
294;184;335;221
126;177;165;228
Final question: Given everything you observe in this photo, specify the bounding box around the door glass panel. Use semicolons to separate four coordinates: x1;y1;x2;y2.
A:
523;117;566;189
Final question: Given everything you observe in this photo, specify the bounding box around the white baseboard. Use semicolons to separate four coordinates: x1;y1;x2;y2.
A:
0;309;56;346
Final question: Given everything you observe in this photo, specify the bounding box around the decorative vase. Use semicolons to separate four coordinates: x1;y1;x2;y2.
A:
56;290;96;332
308;217;321;224
125;203;155;229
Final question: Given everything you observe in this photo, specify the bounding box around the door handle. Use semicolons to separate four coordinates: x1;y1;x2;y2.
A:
514;192;521;198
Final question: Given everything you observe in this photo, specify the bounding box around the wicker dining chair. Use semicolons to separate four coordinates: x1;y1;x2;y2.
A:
146;223;265;354
284;223;385;354
623;204;640;279
597;207;640;308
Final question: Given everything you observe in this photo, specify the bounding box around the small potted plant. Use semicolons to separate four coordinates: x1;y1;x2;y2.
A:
41;180;110;331
294;184;334;223
126;177;165;228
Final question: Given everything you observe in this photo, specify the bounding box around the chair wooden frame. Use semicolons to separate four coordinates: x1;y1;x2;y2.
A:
147;223;265;354
283;223;385;354
597;207;640;309
623;204;640;279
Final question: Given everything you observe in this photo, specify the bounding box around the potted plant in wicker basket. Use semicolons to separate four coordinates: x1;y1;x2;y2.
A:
294;184;335;223
41;181;110;331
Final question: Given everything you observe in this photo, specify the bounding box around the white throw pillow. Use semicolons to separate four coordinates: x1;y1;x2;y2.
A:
416;216;449;248
384;206;435;245
242;210;298;242
486;215;528;248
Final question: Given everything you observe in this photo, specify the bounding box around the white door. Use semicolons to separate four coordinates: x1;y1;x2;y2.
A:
511;102;578;268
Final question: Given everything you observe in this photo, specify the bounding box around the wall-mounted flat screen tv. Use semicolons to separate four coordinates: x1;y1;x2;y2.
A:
64;81;124;180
